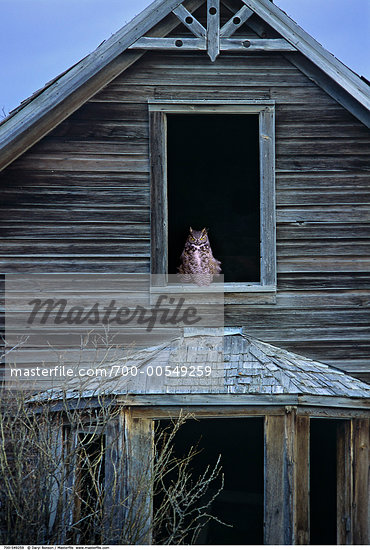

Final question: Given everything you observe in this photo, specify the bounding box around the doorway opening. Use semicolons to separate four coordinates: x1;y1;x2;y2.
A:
167;114;260;283
310;419;340;544
156;417;264;544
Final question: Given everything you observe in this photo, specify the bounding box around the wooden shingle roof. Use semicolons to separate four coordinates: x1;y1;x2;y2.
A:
32;329;370;403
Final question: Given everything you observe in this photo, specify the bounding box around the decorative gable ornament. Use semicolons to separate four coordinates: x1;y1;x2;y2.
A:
128;0;296;61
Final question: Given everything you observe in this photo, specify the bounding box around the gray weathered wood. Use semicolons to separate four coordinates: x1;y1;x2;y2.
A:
220;38;296;51
241;0;370;111
352;418;369;544
129;37;295;53
0;0;369;177
104;414;126;542
207;0;220;61
124;409;154;544
150;111;167;276
129;36;206;50
260;108;276;287
294;415;310;544
284;53;370;129
337;421;353;544
220;5;253;37
264;415;286;544
172;4;206;38
0;0;206;171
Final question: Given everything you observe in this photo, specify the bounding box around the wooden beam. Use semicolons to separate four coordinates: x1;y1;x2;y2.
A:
129;36;295;53
220;5;254;38
129;36;206;50
172;4;206;38
220;37;296;51
207;0;220;61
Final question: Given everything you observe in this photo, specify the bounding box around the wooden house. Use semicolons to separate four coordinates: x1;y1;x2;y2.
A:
0;0;369;544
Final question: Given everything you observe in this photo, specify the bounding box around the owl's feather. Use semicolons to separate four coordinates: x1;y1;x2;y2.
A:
177;227;221;286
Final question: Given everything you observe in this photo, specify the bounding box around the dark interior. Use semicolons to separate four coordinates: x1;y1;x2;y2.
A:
156;417;264;544
76;433;105;544
310;419;339;544
167;114;260;283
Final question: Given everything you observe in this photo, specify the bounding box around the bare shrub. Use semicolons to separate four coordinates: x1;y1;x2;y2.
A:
0;389;224;544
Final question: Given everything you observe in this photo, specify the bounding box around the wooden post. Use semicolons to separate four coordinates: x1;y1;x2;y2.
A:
124;410;154;544
352;418;369;544
294;415;310;544
104;413;126;543
337;420;353;544
264;409;310;545
104;409;154;544
264;414;286;544
207;0;220;61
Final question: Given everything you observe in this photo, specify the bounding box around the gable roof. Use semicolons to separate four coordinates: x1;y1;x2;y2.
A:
29;330;370;404
0;0;369;172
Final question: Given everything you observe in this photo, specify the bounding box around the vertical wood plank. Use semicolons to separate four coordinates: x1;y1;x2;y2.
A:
264;414;285;544
150;111;167;276
352;418;369;545
337;420;353;544
104;413;126;543
295;415;310;545
284;407;296;544
124;410;154;544
207;0;220;61
259;107;276;287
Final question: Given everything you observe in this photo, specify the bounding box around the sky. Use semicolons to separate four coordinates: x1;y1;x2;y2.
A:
0;0;369;117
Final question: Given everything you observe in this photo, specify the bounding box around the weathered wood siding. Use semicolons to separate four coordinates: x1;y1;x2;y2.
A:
0;50;369;380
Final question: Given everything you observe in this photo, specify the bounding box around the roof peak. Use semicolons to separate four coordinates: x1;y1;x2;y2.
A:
0;0;369;171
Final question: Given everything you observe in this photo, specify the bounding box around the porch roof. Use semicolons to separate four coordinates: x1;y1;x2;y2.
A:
30;329;370;402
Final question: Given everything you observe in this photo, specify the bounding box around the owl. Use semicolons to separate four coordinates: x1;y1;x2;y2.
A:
177;227;222;286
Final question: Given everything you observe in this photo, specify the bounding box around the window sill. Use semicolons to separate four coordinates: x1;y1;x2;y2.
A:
150;283;276;305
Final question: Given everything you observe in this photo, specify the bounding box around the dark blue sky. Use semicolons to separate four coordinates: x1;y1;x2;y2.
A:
1;0;369;116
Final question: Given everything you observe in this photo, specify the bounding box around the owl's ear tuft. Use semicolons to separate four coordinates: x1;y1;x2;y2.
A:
202;227;209;234
189;227;193;233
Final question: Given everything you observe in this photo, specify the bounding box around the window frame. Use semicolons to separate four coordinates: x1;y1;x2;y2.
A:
149;100;276;302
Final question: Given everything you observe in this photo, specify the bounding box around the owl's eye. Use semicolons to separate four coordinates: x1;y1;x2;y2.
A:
201;235;206;241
